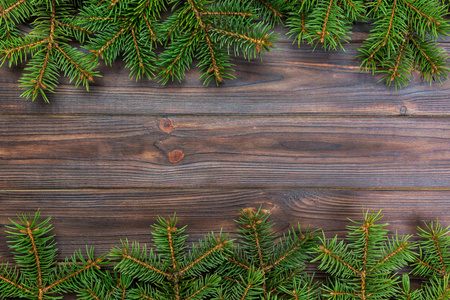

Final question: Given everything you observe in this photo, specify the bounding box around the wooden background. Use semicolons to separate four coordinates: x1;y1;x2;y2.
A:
0;23;449;270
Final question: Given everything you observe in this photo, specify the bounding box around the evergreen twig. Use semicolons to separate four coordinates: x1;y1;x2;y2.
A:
109;214;232;300
1;0;449;102
217;206;319;300
0;211;105;300
314;210;417;299
0;0;100;102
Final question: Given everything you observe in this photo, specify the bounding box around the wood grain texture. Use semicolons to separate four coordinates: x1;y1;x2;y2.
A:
1;42;450;116
0;189;449;260
1;116;449;189
0;21;449;297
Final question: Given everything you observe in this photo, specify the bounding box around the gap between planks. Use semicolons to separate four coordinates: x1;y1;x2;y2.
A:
2;187;450;192
1;113;450;118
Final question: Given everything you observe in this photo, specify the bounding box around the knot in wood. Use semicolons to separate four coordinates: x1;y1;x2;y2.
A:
158;118;175;133
168;150;184;164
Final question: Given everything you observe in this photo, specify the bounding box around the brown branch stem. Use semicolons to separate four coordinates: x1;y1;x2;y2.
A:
200;11;252;16
177;242;225;276
55;21;92;34
54;44;93;81
209;27;271;52
130;26;145;71
2;39;47;58
410;35;441;75
319;246;360;275
90;27;126;59
0;0;26;18
185;281;213;300
401;0;440;25
204;31;222;82
319;0;334;43
121;254;170;278
0;274;33;294
43;258;102;292
257;0;282;17
368;0;397;59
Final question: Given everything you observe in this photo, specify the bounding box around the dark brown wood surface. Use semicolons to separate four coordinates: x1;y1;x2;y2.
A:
0;22;449;282
1;116;449;189
1;190;450;260
2;43;450;116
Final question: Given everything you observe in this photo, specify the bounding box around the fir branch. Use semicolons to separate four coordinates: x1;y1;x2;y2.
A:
398;274;422;300
43;258;102;293
0;0;99;101
256;0;283;18
218;206;318;299
111;215;231;300
81;0;160;80
410;35;440;76
200;11;253;16
86;288;102;300
359;0;450;88
267;269;296;294
166;221;178;272
0;0;26;18
143;14;156;41
401;0;440;26
319;0;334;43
228;257;251;270
55;44;93;81
388;32;409;83
89;26;126;59
83;16;127;21
0;211;105;300
417;259;446;275
0;270;33;295
130;25;144;71
1;0;449;97
412;220;450;298
158;0;276;85
246;0;285;25
22;220;44;290
317;243;360;276
119;252;171;278
1;38;46;60
55;20;92;34
286;0;364;51
178;240;227;276
209;27;272;54
315;210;416;300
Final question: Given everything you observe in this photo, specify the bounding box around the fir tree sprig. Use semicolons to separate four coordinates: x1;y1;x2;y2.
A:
1;0;450;102
244;0;286;26
410;220;450;299
217;207;319;300
314;210;417;299
0;0;100;102
359;0;450;89
78;0;164;81
76;271;134;300
0;0;35;41
286;0;365;50
0;211;105;300
413;220;450;278
109;214;232;300
398;274;422;300
157;0;277;85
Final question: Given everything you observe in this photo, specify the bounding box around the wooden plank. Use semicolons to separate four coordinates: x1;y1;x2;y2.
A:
0;189;449;259
1;42;450;116
1;116;449;189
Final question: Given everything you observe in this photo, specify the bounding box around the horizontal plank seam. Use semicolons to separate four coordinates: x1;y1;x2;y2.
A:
0;114;450;118
1;187;450;192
